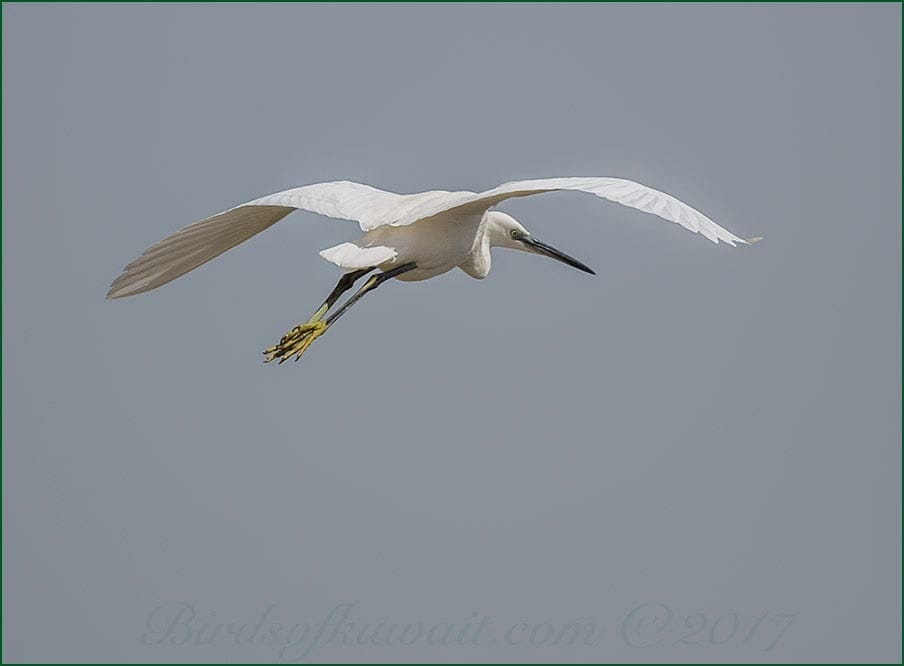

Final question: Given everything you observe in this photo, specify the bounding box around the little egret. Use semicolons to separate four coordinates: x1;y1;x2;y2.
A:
108;177;759;363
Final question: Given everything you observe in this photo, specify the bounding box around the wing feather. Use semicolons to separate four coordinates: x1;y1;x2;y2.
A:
107;205;295;299
388;177;754;246
107;181;406;299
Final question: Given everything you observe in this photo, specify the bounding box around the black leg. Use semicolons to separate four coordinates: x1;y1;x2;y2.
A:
324;262;417;329
263;267;374;363
312;267;375;321
264;263;416;364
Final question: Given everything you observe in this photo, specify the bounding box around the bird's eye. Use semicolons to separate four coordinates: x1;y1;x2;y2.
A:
510;230;519;239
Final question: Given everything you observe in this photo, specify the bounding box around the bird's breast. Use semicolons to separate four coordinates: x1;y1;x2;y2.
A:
360;214;483;281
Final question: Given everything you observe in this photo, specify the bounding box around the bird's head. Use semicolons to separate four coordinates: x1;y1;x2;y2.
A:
484;211;595;275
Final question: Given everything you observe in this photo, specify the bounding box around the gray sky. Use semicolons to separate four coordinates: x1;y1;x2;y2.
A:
3;3;901;663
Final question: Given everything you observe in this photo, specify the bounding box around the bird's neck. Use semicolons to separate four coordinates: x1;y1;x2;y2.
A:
460;216;494;279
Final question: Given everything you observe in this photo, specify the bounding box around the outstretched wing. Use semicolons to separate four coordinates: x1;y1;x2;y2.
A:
388;177;757;246
107;181;406;299
108;176;755;299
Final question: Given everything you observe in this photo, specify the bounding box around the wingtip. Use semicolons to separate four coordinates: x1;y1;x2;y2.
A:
746;236;764;244
106;282;132;299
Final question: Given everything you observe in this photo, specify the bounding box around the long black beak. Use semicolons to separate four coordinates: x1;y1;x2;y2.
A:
522;237;596;275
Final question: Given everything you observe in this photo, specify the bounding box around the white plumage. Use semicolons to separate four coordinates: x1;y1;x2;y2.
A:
107;176;757;300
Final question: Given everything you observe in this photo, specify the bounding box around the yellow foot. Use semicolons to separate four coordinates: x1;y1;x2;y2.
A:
263;321;327;364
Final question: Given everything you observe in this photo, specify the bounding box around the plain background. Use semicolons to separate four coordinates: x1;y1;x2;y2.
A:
3;3;901;663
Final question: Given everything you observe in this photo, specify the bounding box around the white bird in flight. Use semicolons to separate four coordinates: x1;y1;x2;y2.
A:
108;176;760;363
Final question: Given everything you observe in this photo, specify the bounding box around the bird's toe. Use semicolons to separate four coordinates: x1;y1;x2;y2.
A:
263;321;327;364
